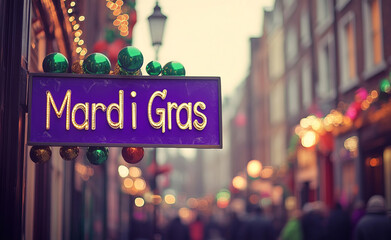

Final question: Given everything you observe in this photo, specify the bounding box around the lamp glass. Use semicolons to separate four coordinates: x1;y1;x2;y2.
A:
148;3;167;46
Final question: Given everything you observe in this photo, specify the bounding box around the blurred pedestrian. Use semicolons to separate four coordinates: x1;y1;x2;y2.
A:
350;200;365;233
239;206;275;240
189;214;204;240
204;215;224;240
227;211;243;240
354;195;391;240
301;201;327;240
129;211;153;240
279;209;302;240
165;216;190;240
326;202;351;240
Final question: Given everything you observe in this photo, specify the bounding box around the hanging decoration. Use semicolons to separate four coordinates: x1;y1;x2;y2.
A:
162;61;186;76
87;147;109;165
82;53;111;74
60;146;80;161
117;46;144;73
146;61;162;76
122;147;144;164
30;146;52;164
42;53;69;73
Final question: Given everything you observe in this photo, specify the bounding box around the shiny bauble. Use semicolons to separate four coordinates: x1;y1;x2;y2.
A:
71;60;84;74
30;146;52;164
117;46;143;72
42;53;69;73
146;61;162;76
162;61;185;76
82;53;111;74
86;147;109;165
59;146;79;161
122;147;144;164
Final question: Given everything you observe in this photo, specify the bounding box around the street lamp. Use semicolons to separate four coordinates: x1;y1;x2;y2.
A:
147;3;167;239
148;1;167;61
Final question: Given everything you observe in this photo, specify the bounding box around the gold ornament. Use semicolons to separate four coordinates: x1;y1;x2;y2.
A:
72;60;84;74
59;146;79;161
30;146;52;164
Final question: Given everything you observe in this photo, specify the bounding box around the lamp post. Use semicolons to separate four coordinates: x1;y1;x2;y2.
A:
148;2;167;239
148;1;167;61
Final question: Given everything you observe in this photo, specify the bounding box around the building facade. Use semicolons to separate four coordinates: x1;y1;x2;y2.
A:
240;0;391;213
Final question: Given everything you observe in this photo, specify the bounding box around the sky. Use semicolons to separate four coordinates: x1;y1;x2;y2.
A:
133;0;275;98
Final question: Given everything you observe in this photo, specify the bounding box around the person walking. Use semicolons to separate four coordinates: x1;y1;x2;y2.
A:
326;202;351;240
239;206;275;240
354;195;391;240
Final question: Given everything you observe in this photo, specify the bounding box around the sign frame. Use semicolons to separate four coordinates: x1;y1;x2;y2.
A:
27;73;222;149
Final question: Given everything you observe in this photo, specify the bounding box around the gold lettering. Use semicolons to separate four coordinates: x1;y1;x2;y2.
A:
46;90;71;130
132;102;137;129
107;90;124;129
72;103;89;130
131;91;137;129
193;102;207;130
176;103;192;130
91;103;106;130
167;102;178;130
148;90;167;133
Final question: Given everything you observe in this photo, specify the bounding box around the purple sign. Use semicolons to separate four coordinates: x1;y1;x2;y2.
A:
28;73;222;148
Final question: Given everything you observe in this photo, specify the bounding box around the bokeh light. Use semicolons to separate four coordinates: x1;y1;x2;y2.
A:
301;130;317;148
232;175;247;190
134;197;144;207
129;167;142;178
247;160;262;178
164;194;176;205
123;178;133;189
118;165;129;178
134;178;146;191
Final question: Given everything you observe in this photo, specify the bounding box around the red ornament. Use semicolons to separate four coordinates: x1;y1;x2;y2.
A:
107;38;127;65
93;40;109;53
122;147;144;164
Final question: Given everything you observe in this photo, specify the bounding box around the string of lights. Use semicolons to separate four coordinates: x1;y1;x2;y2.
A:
106;0;130;37
66;0;88;58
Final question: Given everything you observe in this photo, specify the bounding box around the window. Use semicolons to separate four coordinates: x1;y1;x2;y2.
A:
317;34;336;99
269;81;285;124
273;4;283;28
338;12;357;91
300;9;311;47
363;0;384;76
286;27;298;65
302;59;312;109
336;0;351;10
270;129;285;166
268;30;285;80
287;71;299;116
316;0;332;32
283;0;296;16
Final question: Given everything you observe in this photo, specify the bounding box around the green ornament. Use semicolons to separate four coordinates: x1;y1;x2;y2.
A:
82;53;111;74
146;61;162;76
117;46;143;72
162;61;186;76
42;53;69;73
87;147;109;165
